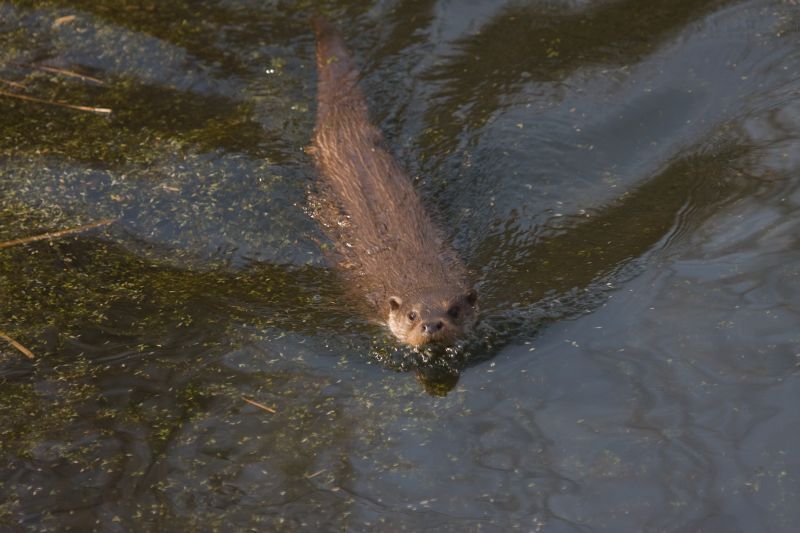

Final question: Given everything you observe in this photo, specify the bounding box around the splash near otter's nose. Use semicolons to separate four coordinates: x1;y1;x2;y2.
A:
310;17;477;347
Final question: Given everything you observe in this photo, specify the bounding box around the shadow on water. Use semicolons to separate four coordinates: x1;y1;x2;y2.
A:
415;140;750;393
420;0;734;153
476;143;746;312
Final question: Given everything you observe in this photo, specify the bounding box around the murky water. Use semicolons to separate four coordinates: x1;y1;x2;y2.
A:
1;0;798;530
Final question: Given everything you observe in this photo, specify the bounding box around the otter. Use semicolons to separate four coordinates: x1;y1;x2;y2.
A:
310;18;477;347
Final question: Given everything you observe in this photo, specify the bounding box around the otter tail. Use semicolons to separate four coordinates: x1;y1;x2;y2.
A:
312;16;366;118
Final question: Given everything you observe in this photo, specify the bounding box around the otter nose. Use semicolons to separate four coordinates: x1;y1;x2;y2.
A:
422;321;444;335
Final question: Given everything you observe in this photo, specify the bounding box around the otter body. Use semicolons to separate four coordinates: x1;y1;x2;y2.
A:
311;18;476;347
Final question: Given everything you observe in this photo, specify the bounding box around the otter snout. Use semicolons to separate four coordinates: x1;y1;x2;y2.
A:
422;320;444;335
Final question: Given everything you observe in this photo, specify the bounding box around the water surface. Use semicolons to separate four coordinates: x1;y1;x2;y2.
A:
1;0;799;530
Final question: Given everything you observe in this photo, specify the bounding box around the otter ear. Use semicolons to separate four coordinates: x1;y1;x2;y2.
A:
389;296;403;311
466;289;477;306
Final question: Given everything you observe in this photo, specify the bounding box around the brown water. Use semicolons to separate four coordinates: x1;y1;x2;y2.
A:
1;0;798;530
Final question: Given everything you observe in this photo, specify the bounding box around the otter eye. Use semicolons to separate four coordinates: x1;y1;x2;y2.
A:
407;311;417;321
447;305;460;318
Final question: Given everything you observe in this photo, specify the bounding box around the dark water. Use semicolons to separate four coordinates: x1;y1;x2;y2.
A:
1;0;799;530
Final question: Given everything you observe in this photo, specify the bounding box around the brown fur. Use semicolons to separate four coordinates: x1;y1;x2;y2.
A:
310;17;477;347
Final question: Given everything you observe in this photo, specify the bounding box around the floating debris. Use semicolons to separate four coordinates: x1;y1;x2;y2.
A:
0;89;111;115
0;331;34;359
0;218;116;250
241;396;277;414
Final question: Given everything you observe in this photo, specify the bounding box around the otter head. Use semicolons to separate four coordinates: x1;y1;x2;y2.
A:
386;288;478;347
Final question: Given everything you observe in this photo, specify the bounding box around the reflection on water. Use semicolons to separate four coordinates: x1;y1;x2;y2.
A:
1;0;799;529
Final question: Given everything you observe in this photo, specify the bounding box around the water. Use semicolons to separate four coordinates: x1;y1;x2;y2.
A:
1;0;798;530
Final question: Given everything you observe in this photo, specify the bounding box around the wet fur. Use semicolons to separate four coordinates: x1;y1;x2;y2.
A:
310;18;476;346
